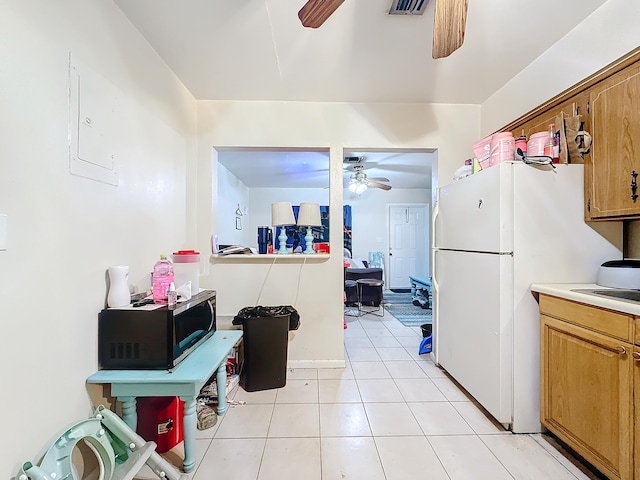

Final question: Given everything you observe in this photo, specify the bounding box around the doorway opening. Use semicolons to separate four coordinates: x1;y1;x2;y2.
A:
342;148;435;289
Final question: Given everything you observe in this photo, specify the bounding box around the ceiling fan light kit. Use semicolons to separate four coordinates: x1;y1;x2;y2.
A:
348;164;392;194
349;180;368;195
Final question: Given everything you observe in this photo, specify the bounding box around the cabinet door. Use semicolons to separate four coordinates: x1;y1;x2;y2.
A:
541;315;633;480
635;347;640;480
587;62;640;219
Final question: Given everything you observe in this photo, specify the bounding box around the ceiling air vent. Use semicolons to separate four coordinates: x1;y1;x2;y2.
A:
389;0;428;15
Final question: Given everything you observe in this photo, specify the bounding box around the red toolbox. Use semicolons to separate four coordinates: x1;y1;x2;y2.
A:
136;396;184;453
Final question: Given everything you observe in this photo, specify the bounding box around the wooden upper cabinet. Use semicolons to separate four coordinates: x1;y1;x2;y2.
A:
587;62;640;219
502;48;640;220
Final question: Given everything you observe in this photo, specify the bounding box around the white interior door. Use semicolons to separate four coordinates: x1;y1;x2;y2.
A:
388;204;428;289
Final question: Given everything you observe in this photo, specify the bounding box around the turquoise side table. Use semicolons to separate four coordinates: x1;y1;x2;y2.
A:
87;330;243;473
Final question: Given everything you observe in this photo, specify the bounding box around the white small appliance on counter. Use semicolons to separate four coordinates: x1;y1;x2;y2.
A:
596;259;640;289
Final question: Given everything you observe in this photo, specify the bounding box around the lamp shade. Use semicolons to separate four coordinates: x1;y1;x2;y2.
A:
271;202;296;226
297;203;322;226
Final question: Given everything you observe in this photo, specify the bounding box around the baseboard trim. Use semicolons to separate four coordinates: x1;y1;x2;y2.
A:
287;359;346;369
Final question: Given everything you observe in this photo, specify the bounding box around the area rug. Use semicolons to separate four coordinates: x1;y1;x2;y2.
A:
382;291;432;327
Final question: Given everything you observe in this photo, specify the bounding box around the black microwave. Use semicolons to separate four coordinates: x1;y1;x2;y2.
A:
98;290;216;370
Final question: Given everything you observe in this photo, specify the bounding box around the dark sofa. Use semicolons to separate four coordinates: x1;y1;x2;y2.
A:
345;267;384;306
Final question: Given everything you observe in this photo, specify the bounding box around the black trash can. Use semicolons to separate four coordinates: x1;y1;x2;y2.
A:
233;306;300;392
421;323;432;338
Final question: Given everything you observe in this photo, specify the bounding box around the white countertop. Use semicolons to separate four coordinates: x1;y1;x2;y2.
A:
531;283;640;316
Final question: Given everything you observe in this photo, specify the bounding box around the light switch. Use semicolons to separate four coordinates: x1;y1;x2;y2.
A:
0;214;7;251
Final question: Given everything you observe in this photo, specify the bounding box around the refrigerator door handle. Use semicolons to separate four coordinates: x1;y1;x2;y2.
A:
432;250;439;293
431;202;439;252
431;248;440;365
431;202;440;293
431;202;440;365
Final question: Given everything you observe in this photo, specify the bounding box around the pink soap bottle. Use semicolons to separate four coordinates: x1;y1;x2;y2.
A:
152;254;174;304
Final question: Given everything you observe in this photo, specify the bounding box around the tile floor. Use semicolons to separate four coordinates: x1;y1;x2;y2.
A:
145;309;601;480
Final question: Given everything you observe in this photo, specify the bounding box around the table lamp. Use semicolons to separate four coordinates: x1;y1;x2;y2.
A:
297;203;322;254
272;202;296;254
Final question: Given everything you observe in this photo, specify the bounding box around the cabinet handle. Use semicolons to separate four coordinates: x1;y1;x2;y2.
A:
631;171;638;202
633;352;640;362
618;345;627;355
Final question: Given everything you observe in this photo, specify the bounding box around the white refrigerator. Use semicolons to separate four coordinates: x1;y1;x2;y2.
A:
432;161;621;433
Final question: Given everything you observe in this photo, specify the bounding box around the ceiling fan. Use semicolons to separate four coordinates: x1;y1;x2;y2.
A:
298;0;469;59
348;165;392;194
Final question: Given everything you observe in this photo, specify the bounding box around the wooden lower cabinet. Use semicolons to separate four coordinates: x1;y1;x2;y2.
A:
540;295;635;480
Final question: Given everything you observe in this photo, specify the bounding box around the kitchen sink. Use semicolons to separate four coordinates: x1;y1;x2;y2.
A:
572;288;640;303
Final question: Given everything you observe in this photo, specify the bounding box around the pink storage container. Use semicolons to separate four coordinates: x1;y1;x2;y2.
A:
527;132;548;156
489;132;515;165
472;135;493;170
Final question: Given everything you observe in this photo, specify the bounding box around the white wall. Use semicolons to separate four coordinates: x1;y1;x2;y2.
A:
0;0;197;475
346;188;431;277
217;163;251;246
197;101;478;370
482;0;640;134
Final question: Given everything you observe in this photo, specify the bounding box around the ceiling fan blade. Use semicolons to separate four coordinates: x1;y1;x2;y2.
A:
298;0;345;28
368;176;390;182
367;180;392;191
432;0;469;59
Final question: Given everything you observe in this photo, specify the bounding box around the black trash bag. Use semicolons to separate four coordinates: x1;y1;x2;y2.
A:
233;305;300;331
